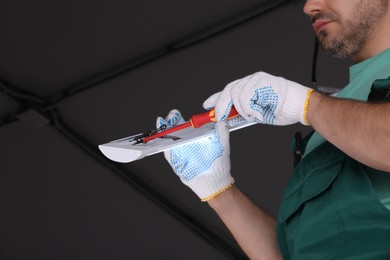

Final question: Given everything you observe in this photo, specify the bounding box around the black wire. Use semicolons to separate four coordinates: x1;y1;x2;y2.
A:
311;36;319;90
0;79;46;105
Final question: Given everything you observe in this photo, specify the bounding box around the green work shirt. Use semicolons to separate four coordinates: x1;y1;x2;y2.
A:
277;49;390;259
277;142;390;259
304;48;390;210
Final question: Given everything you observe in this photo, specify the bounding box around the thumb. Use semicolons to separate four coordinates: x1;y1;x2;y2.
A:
214;121;230;148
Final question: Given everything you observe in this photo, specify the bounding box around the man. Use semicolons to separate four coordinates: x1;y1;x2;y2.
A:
157;0;390;258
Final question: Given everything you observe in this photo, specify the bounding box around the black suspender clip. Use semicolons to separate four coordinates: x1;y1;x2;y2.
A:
368;76;390;102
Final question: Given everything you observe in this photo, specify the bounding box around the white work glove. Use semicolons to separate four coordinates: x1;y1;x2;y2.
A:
157;109;234;201
203;72;314;126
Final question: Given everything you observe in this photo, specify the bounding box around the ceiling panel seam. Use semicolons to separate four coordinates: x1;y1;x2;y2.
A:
36;0;298;112
0;79;246;257
50;0;297;106
0;104;245;257
0;2;300;256
50;110;247;259
0;2;300;255
1;0;299;126
0;78;48;127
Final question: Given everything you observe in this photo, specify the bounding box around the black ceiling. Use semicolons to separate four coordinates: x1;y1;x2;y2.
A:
0;0;351;259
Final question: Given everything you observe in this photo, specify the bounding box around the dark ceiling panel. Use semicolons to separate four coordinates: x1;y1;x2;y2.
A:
0;92;19;120
52;0;350;227
54;0;349;138
0;0;282;97
0;121;240;259
56;1;317;218
0;0;353;258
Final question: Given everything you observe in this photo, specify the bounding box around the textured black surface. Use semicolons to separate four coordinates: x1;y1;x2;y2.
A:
0;0;351;259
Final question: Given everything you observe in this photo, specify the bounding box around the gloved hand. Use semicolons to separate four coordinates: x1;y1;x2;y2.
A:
203;72;314;126
157;109;234;201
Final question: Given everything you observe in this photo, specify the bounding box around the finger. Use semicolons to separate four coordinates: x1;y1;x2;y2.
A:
230;74;257;122
156;116;167;129
163;149;172;165
214;121;230;150
226;115;249;127
203;92;221;110
165;109;185;127
239;87;267;123
214;81;237;121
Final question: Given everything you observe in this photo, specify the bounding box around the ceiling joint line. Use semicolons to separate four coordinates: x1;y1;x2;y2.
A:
0;79;246;257
50;109;247;259
43;0;297;110
0;78;52;128
1;0;298;127
0;78;47;105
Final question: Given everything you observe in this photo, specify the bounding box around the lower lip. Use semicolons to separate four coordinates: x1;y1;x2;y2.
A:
316;22;330;33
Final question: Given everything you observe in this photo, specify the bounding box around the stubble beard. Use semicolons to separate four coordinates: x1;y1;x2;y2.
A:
317;0;387;59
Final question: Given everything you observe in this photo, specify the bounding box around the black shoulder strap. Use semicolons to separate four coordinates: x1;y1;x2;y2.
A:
368;75;390;102
293;130;315;167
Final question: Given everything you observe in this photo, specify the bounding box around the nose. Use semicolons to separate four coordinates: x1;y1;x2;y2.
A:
303;0;323;17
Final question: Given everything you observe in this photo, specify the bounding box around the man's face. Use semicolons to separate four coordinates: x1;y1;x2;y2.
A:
303;0;387;59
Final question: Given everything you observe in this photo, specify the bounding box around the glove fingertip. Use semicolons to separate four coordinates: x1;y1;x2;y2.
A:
166;109;185;126
203;92;220;110
156;117;167;128
202;102;214;110
167;109;182;118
